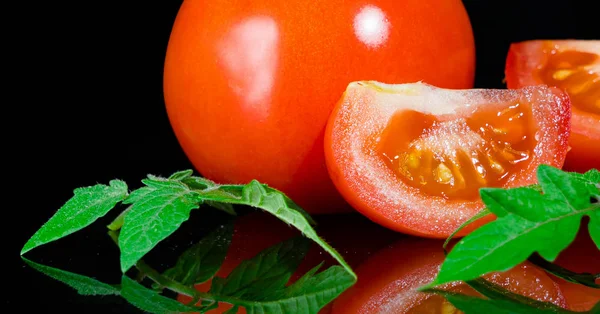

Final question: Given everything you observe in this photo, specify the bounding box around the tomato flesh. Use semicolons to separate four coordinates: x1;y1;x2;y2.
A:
325;81;571;237
377;100;534;200
505;40;600;173
536;45;599;116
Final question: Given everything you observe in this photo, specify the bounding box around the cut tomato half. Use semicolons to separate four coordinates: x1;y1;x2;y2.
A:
505;39;600;172
324;81;571;237
331;238;567;313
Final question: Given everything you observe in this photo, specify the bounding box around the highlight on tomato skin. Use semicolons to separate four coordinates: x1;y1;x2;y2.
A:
177;211;401;313
324;81;571;238
330;238;568;314
504;39;600;173
162;0;476;215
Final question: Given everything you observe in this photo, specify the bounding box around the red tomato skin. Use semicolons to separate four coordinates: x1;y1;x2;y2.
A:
163;0;476;214
324;82;571;238
505;40;600;173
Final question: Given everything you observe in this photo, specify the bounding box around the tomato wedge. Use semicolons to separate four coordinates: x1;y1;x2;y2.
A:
505;40;600;172
324;81;571;237
331;238;567;313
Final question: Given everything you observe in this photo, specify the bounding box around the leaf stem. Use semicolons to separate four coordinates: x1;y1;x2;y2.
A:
135;260;248;306
443;209;491;254
528;254;600;288
107;205;132;231
135;260;201;298
107;227;242;307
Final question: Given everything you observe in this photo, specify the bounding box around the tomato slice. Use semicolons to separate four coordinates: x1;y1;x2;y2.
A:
505;40;600;173
324;81;571;237
331;238;567;313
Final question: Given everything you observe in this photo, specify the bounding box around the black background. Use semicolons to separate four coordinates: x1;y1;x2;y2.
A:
10;1;598;312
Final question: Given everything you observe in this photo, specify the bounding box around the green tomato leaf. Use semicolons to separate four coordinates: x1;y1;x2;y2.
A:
119;176;202;272
191;180;357;313
223;305;240;314
564;169;600;249
22;257;120;296
424;277;580;314
427;165;600;288
198;181;315;227
465;278;569;312
441;183;542;254
23;169;357;314
205;201;237;216
21;180;128;255
240;266;355;314
570;168;600;184
194;180;355;280
163;221;234;285
241;265;355;314
181;176;238;215
209;237;355;314
432;290;568;314
589;209;600;250
120;276;200;314
168;170;194;181
528;255;600;288
591;301;600;314
443;208;491;254
107;205;131;231
182;176;218;190
210;236;311;298
172;172;236;216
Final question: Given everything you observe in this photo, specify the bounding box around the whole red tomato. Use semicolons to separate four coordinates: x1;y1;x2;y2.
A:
163;0;475;213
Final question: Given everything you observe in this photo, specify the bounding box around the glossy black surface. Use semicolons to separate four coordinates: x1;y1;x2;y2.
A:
11;1;598;312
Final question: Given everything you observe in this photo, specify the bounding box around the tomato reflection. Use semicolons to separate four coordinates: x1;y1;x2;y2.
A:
174;213;600;313
177;211;400;313
331;238;567;313
552;225;600;311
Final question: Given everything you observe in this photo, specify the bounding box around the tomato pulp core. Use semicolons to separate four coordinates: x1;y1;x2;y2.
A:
376;105;534;200
537;45;600;115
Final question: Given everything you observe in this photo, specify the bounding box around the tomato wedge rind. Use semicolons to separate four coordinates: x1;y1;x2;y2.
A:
324;81;571;238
